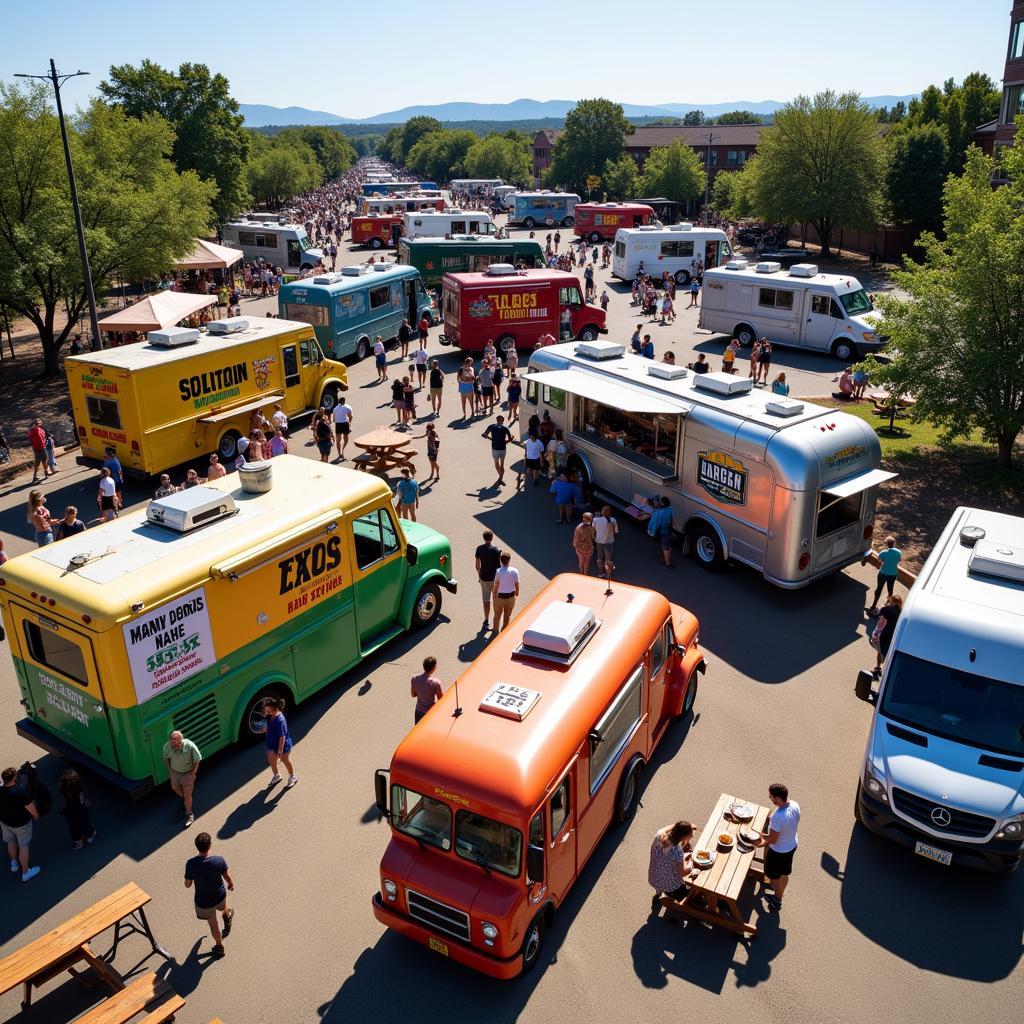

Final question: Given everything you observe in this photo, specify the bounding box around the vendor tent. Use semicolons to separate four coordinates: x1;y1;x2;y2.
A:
173;238;244;270
98;291;217;333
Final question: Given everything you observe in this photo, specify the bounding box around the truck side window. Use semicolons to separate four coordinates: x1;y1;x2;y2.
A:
830;299;845;319
282;346;300;388
380;510;399;557
811;295;831;316
300;340;321;366
23;622;89;687
529;810;544;848
551;776;571;836
86;397;121;430
649;625;667;678
353;511;384;569
369;285;390;310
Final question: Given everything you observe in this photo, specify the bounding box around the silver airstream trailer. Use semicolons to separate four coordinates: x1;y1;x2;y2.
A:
523;341;895;588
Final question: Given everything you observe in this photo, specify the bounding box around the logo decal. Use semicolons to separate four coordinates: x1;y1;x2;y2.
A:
697;450;748;505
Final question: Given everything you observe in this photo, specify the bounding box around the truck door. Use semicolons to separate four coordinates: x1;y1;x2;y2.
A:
10;605;120;771
547;771;577;901
351;508;405;648
299;338;323;407
804;292;843;352
559;284;585;334
280;342;306;414
648;621;674;743
286;239;302;269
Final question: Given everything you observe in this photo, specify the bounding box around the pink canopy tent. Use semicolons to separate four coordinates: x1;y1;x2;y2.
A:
173;238;244;270
98;291;217;333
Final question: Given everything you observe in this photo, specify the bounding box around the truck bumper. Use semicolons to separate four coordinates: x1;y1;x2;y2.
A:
442;577;458;594
16;718;154;800
857;784;1023;873
372;893;522;979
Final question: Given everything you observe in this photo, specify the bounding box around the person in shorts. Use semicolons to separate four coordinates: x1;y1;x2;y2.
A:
483;415;513;485
428;360;444;416
184;832;234;958
1;766;41;882
868;536;902;616
394;467;420;522
97;467;118;523
592;505;619;580
374;335;388;381
523;434;545;487
474;530;501;628
333;398;354;460
756;783;800;911
163;730;201;828
314;411;333;463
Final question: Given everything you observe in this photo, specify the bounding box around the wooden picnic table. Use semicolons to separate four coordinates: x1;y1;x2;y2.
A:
660;792;771;938
352;427;416;475
0;881;171;1009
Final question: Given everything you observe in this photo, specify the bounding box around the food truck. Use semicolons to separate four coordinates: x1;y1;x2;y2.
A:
507;192;580;228
611;223;732;285
439;266;607;353
573;202;657;242
219;218;323;271
0;456;457;796
397;236;545;289
523;341;896;588
351;213;404;249
403;210;496;240
372;574;705;977
65;317;348;472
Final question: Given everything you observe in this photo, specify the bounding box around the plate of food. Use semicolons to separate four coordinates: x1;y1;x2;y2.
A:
728;801;755;822
693;849;717;868
739;826;762;846
717;832;735;850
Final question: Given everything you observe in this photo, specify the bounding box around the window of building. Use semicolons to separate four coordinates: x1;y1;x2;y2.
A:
85;396;121;430
572;397;679;472
758;288;794;310
1003;84;1024;124
24;622;89;687
590;665;644;793
1011;20;1024;60
368;285;391;309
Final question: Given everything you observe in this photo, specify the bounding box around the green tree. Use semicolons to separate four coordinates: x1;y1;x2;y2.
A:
861;128;1024;469
885;123;948;233
0;84;214;375
639;140;706;205
247;134;322;207
399;116;443;163
602;154;640;200
711;170;737;214
380;125;404;163
291;127;356;180
407;129;478;183
99;60;250;221
682;110;705;126
463;133;532;185
745;91;883;255
547;98;632;193
714;110;764;125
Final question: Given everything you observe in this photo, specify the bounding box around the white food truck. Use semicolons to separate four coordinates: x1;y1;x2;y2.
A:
853;507;1024;873
524;340;895;588
220;218;324;271
402;210;496;240
611;224;733;285
699;259;884;362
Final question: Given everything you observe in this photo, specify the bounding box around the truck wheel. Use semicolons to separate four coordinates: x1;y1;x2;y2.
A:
563;216;575;227
371;237;383;250
497;334;517;353
524;217;536;229
615;757;643;823
218;430;241;462
590;231;601;243
690;523;726;571
320;385;339;413
674;269;691;286
355;337;371;362
680;669;699;717
239;684;288;743
567;455;590;489
735;324;757;347
520;914;545;975
832;338;855;362
578;326;599;341
411;582;442;629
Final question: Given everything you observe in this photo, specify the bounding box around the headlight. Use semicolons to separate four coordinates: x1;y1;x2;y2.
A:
864;765;888;802
997;815;1024;839
383;879;398;900
861;332;877;342
481;922;498;940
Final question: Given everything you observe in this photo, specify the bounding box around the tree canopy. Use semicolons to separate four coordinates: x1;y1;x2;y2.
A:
247;132;322;207
884;123;948;233
602;154;640;200
639;141;706;205
406;128;477;183
463;133;532;185
284;127;356;180
547;99;632;193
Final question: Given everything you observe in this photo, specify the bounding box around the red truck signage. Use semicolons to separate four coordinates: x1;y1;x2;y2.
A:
574;203;655;241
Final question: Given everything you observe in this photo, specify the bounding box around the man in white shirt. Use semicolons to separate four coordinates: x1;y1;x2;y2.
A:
333;399;354;460
271;404;289;437
523;435;546;488
757;783;800;911
592;505;619;580
491;551;520;632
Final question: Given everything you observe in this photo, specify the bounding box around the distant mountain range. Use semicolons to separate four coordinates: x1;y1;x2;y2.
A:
239;95;917;127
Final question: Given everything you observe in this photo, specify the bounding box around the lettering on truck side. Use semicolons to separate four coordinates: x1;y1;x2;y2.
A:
485;291;548;322
178;363;249;409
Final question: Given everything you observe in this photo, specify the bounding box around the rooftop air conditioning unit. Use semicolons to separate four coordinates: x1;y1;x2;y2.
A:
373;261;394;271
725;259;749;270
693;372;754;396
647;363;688;380
341;266;366;276
486;263;518;275
521;601;597;658
669;223;694;231
576;340;624;360
968;539;1024;584
755;261;782;274
637;225;661;232
148;327;200;348
765;398;805;417
789;263;819;278
146;487;237;533
207;317;250;335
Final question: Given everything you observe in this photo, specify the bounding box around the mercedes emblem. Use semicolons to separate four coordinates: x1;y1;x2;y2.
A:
930;806;952;828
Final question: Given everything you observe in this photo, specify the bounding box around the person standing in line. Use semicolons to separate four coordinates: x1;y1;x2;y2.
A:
506;373;522;423
97;467;118;523
29;491;54;546
474;530;501;629
483;414;513;486
374;335;388;382
207;454;227;480
756;783;800;912
271;404;289;438
592;505;619;580
428;360;445;417
647;496;675;569
103;447;124;512
414;338;429;390
394;467;420;522
758;340;773;385
59;769;96;849
648;821;695;909
314;411;333;463
479;359;495;415
492;355;504;403
457;357;476;419
491;551;521;632
333;396;354;460
523;433;546;488
868;536;902;615
28;419;52;483
551;471;576;524
257;697;298;789
184;832;234;959
573;512;597;575
54;505;86;541
1;765;41;882
398;318;412;360
163;730;202;828
410;656;444;723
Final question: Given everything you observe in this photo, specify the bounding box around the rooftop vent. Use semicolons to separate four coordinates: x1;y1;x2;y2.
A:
148;327;200;348
959;525;986;548
486;263;518;275
207;317;250;335
693;372;754;397
765;397;805;417
372;261;395;271
515;600;599;665
968;539;1024;584
575;340;624;360
146;487;237;534
725;259;749;270
647;363;688;380
755;261;782;274
788;263;819;277
668;223;694;231
341;266;367;276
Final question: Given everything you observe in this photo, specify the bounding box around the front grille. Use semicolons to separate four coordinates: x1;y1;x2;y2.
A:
172;693;221;753
407;889;470;942
892;787;995;838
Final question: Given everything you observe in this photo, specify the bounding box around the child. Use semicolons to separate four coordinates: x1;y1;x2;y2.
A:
60;769;96;849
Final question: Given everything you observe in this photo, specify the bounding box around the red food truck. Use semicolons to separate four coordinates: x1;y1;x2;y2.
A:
351;213;403;250
573;202;656;242
439;266;607;353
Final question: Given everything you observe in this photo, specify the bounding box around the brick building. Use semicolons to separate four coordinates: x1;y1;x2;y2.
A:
975;3;1024;176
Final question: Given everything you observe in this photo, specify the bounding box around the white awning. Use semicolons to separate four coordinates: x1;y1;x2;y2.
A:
823;468;898;498
526;369;683;415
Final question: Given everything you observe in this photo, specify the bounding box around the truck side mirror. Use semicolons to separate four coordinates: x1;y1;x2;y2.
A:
405;543;419;566
527;844;545;884
374;769;390;818
854;670;876;704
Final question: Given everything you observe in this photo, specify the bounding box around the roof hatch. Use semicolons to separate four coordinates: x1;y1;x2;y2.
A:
148;327;200;348
755;261;782;274
788;263;819;277
207;317;249;335
146;487;237;533
575;340;624;360
514;600;599;665
693;372;754;397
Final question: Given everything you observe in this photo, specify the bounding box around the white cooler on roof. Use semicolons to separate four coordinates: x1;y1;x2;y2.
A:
148;327;200;347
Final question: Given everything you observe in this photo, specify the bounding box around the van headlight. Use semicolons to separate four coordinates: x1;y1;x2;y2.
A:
996;815;1024;840
481;922;498;943
383;879;398;901
863;765;888;802
861;332;877;342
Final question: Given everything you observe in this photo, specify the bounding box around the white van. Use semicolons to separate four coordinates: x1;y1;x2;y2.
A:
699;259;883;362
611;224;732;285
403;209;496;239
854;507;1024;873
220;218;323;271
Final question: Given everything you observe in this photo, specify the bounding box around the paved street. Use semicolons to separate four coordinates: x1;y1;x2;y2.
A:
0;222;1018;1024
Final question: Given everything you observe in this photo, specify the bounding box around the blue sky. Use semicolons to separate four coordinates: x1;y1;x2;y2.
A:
0;0;1011;119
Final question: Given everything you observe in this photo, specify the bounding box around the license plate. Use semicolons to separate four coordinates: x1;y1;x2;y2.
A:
428;936;449;956
914;840;952;866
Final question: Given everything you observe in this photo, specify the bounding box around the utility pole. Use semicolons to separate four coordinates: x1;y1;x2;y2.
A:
15;60;103;350
703;132;716;226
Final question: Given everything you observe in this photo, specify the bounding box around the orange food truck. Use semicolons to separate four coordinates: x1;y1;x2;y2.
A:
351;213;403;250
573;202;657;242
371;574;706;977
439;265;607;354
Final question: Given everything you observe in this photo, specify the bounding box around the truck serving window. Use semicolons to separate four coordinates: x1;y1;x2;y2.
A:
815;491;862;538
455;811;523;877
880;653;1024;758
23;621;89;687
86;396;122;430
759;288;794;310
283;303;329;328
369;285;391;310
590;665;644;793
392;785;451;851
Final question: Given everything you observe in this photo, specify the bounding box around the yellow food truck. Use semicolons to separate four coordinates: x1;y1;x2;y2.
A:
0;456;456;796
65;317;348;474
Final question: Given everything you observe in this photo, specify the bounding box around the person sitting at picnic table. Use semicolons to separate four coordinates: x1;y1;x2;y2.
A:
648;820;696;910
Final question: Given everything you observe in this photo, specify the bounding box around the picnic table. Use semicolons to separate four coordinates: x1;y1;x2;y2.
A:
0;881;171;1010
660;792;771;938
352;427;416;476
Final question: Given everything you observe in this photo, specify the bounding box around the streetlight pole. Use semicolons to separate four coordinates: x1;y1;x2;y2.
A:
703;132;716;226
15;59;102;350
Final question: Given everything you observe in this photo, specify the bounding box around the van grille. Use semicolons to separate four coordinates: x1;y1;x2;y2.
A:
406;889;470;942
172;693;221;753
891;788;995;838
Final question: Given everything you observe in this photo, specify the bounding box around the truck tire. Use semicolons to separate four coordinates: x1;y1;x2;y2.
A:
589;231;601;243
218;430;242;462
563;216;575;227
578;325;599;341
524;217;536;229
411;582;442;629
320;385;340;413
689;522;726;571
520;913;545;975
354;337;371;362
832;338;856;362
735;323;757;347
567;455;590;489
497;334;517;353
370;237;383;250
679;669;699;718
239;684;288;743
615;756;643;823
674;269;691;286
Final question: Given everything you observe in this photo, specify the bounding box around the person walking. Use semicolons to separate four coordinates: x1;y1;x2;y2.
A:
333;397;354;460
59;769;95;849
523;433;545;487
184;832;234;959
374;335;388;381
398;318;412;360
868;536;902;615
483;414;513;486
28;419;53;483
414;339;430;390
418;313;430;348
1;765;41;882
97;467;118;523
163;730;201;828
506;373;522;424
474;530;501;629
314;411;333;463
647;496;675;568
648;821;695;909
257;697;297;789
593;505;619;580
428;360;444;416
871;593;903;678
29;491;54;547
103;447;124;511
491;551;520;632
457;358;476;419
410;656;444;723
756;783;800;912
688;276;700;307
54;506;86;542
415;423;441;481
394;467;420;522
573;512;597;575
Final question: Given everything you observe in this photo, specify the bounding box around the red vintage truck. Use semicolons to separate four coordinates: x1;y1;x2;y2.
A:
573;202;656;242
351;213;403;250
439;266;607;353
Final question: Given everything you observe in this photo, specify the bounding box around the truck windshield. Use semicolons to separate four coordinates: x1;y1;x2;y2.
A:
391;785;451;851
839;289;873;316
298;233;314;252
879;652;1024;757
455;810;523;878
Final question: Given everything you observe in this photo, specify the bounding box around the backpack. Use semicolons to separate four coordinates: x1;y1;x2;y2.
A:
16;761;52;816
